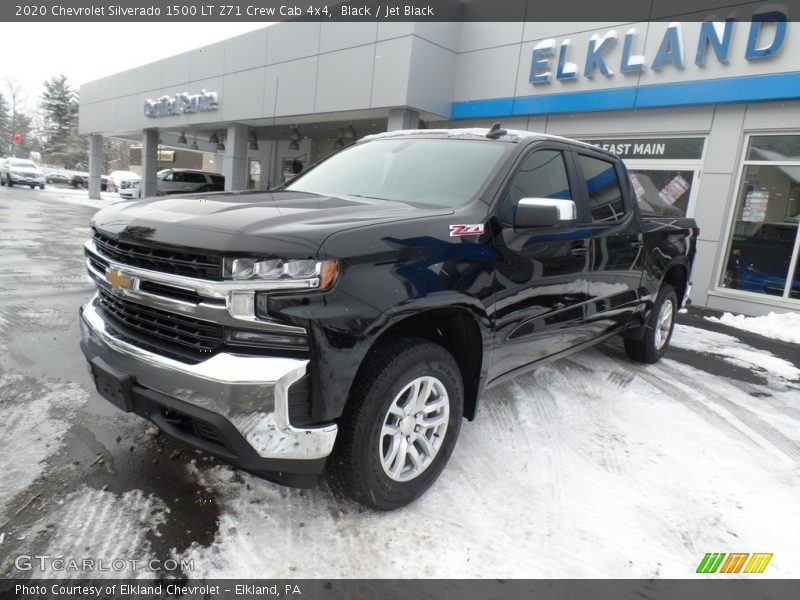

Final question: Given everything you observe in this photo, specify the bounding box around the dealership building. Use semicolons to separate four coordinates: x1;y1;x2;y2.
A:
79;13;800;316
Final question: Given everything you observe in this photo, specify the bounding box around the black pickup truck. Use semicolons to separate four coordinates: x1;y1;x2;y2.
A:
79;126;697;510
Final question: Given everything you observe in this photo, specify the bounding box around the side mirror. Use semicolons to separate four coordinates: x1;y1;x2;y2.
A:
514;198;577;229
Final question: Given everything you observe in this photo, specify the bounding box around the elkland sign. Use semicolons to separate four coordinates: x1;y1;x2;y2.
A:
529;12;787;83
144;90;219;118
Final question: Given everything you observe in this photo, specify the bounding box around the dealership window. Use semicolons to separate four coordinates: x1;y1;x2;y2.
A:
628;169;695;217
721;134;800;300
249;159;261;189
581;137;705;219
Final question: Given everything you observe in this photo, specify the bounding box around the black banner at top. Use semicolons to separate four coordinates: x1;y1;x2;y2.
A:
2;0;799;22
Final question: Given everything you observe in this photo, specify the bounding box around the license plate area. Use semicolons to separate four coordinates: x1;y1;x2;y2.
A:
90;358;133;412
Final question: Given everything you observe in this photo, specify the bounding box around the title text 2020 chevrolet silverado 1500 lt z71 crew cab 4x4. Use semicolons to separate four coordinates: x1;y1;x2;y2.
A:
79;126;697;510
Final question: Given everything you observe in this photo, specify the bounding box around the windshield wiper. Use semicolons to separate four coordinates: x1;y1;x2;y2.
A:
348;193;390;201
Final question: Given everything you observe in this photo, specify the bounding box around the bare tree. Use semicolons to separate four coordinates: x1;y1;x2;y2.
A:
103;137;131;173
3;78;35;157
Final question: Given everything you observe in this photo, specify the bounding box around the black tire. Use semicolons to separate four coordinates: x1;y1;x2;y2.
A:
29;185;35;189
327;337;464;510
624;283;678;364
40;184;45;190
7;177;13;187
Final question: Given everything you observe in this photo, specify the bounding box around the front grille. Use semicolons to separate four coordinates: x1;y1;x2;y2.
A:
85;246;225;306
87;252;108;274
96;289;309;362
92;229;222;280
98;288;224;357
139;280;203;304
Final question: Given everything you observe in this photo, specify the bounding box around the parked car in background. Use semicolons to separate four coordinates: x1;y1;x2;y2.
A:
107;170;140;194
123;169;225;199
69;173;88;188
0;158;46;189
69;173;110;191
45;171;70;184
157;169;225;194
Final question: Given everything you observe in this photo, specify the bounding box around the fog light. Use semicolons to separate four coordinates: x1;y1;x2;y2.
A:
226;329;308;349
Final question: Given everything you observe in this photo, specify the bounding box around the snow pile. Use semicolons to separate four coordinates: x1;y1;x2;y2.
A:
706;311;800;345
671;325;800;380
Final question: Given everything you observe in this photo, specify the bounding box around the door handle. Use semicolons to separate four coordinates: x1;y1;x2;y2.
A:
570;247;589;256
630;241;644;249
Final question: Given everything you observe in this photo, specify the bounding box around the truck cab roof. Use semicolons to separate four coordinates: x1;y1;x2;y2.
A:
361;127;609;156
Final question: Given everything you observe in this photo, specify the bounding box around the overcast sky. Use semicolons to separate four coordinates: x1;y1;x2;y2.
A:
0;22;271;109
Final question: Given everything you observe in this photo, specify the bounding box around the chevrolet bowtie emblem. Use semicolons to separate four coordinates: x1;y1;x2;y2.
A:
106;269;134;290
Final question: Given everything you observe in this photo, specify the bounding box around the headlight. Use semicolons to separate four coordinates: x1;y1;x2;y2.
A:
223;257;340;290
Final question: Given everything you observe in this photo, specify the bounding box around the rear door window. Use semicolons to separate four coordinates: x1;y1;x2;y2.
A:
577;155;626;223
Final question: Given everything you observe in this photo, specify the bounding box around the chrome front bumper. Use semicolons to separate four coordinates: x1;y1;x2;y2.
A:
79;296;337;461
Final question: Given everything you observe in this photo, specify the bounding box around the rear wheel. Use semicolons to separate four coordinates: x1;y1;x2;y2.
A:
327;337;463;510
624;283;678;363
7;177;13;187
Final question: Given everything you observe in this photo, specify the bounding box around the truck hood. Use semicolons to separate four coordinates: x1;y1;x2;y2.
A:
92;190;453;256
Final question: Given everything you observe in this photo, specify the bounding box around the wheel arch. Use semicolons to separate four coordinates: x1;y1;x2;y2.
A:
661;262;688;306
355;306;487;421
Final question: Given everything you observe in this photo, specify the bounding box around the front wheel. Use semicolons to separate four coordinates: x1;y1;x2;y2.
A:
624;283;678;363
7;177;13;187
327;337;463;510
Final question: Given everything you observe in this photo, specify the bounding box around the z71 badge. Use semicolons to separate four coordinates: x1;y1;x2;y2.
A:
449;224;484;237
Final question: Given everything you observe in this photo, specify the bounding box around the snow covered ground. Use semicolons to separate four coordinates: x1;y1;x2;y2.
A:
1;188;799;580
34;185;123;209
706;311;800;345
173;337;800;578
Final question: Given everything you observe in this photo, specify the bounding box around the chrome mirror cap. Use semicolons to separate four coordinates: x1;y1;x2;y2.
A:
514;198;578;228
518;198;577;220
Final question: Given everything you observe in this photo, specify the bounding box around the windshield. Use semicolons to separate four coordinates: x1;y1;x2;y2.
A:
285;138;508;208
10;159;37;168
